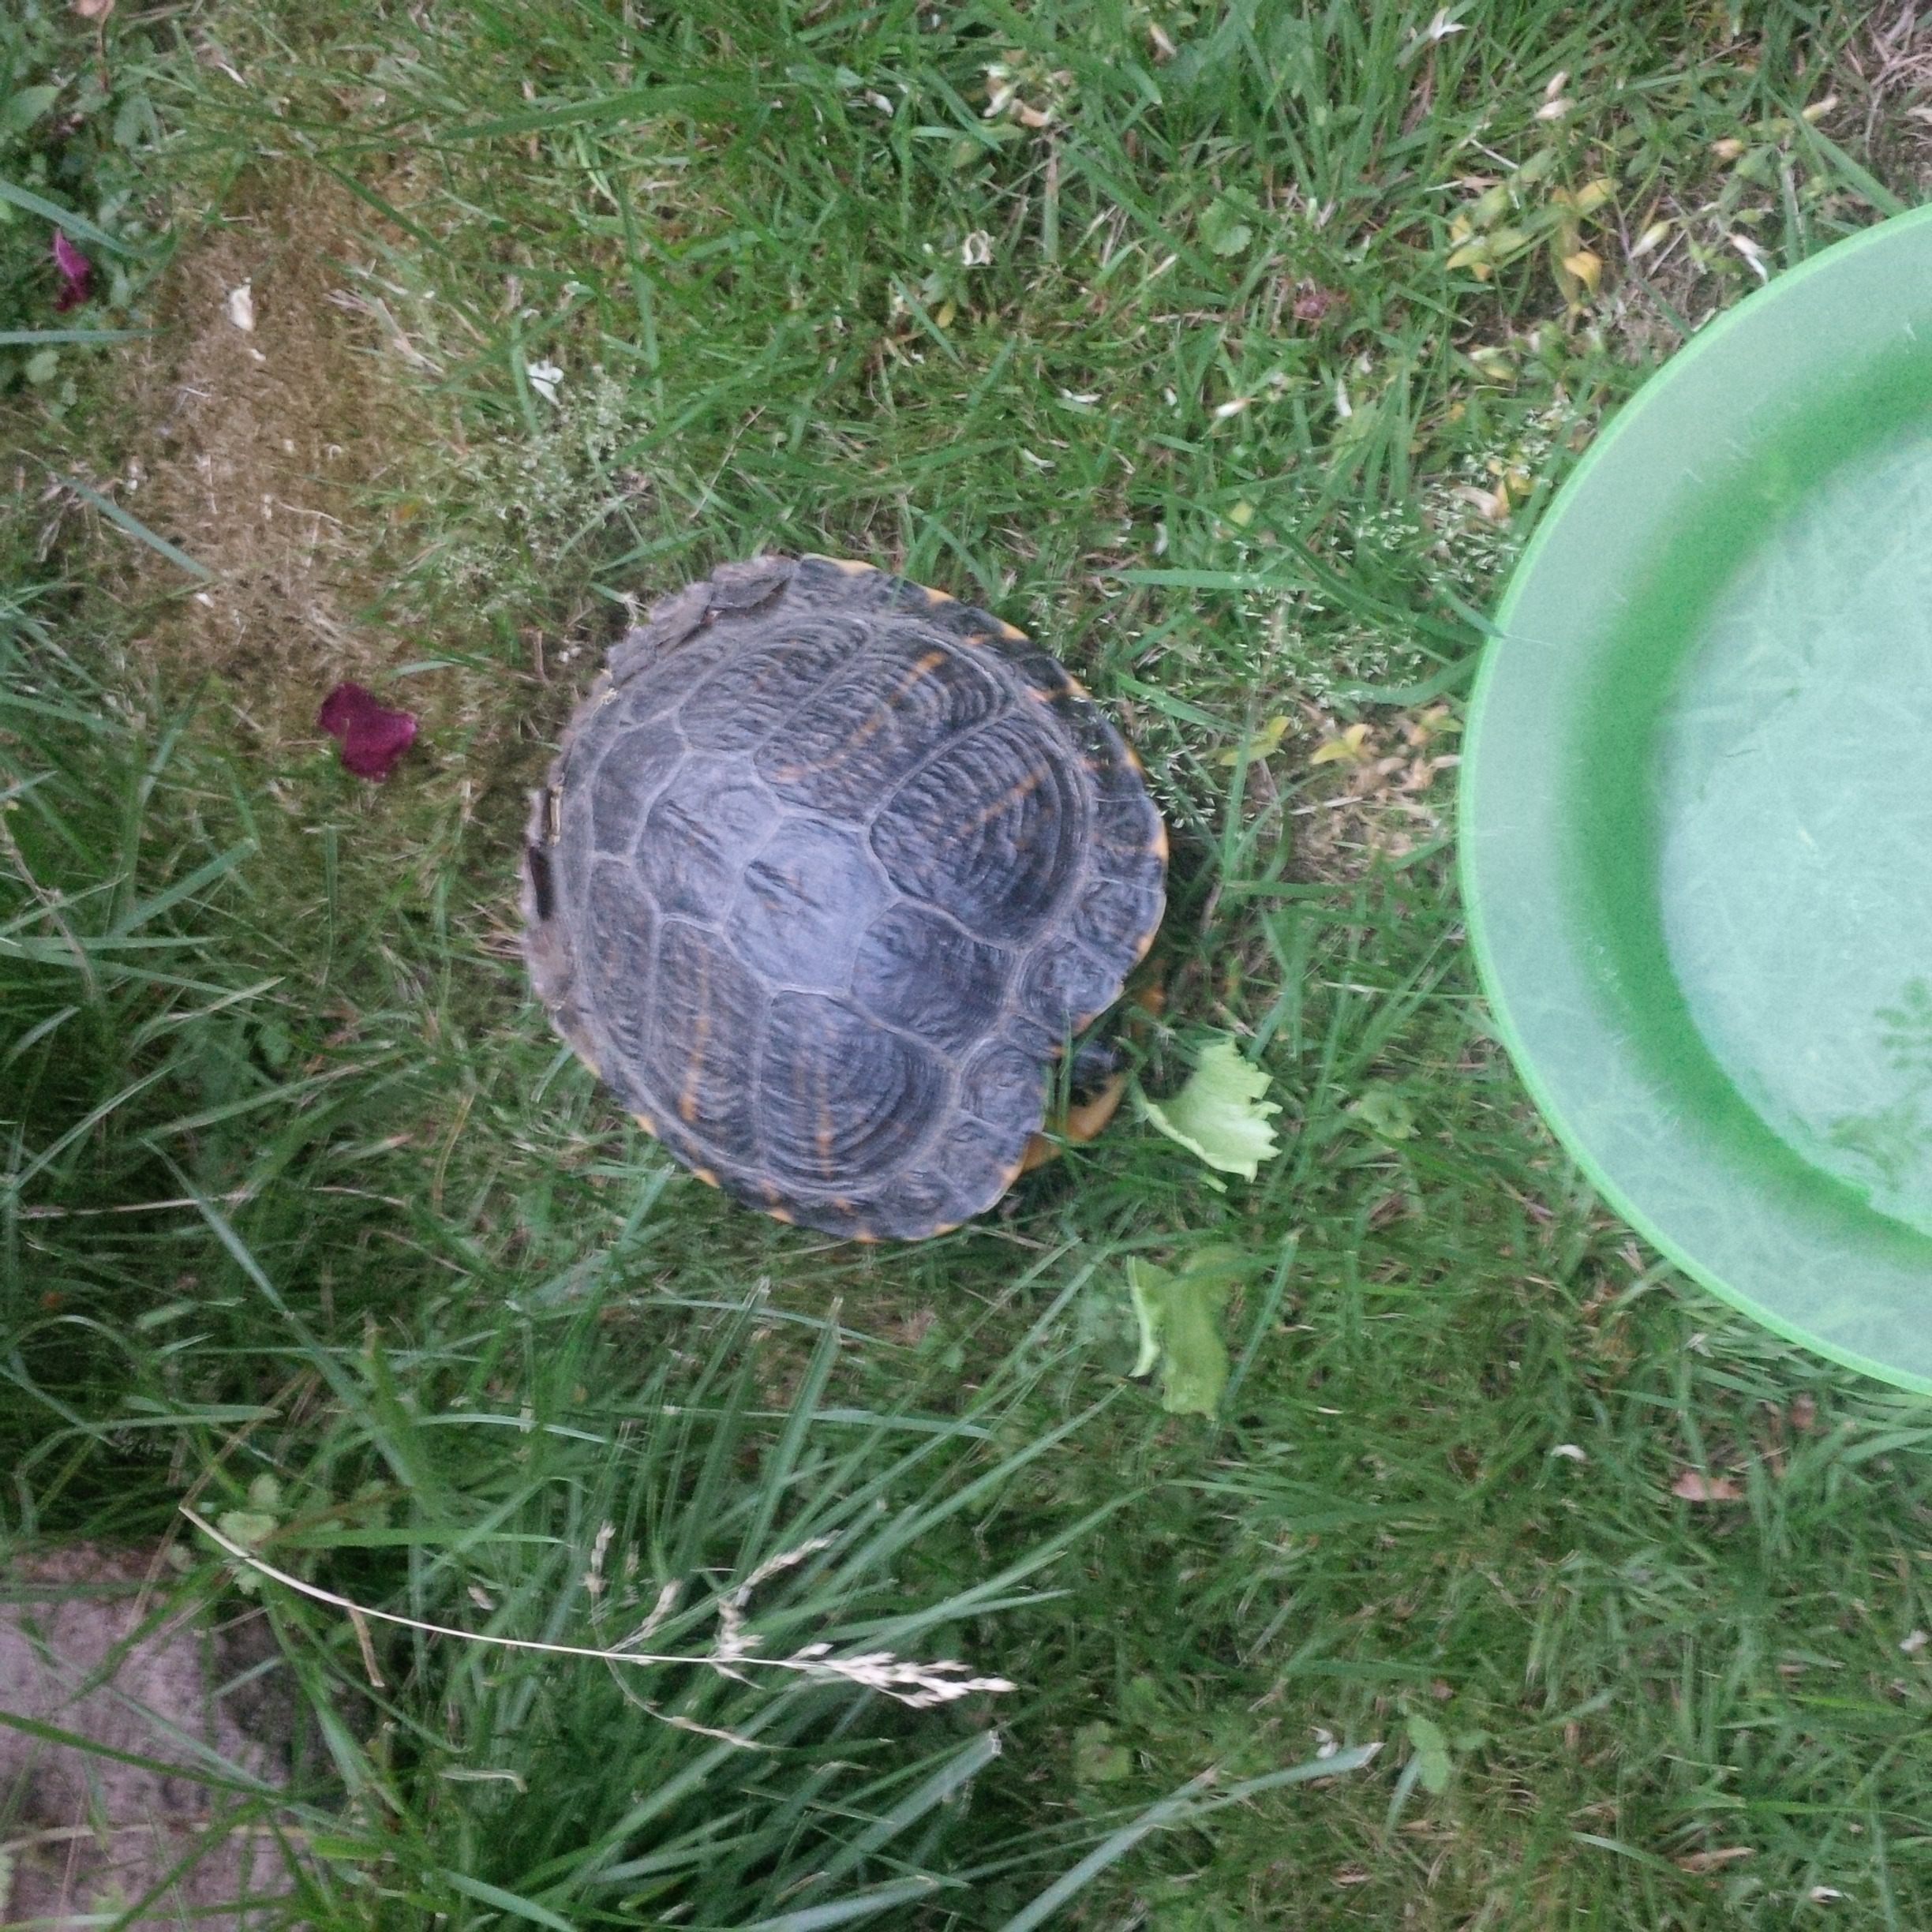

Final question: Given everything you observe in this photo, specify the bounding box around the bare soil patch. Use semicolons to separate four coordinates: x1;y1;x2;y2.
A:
0;1542;296;1930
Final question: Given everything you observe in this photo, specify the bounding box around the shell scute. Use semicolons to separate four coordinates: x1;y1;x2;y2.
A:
851;904;1012;1056
608;579;713;680
676;621;859;753
632;766;779;923
1090;780;1165;863
725;818;889;994
759;992;948;1185
871;715;1084;942
760;635;1002;816
609;623;733;721
1017;941;1125;1049
906;594;1010;647
927;1116;1025;1209
704;556;795;613
590;720;684;857
646;921;766;1151
960;1038;1047;1128
585;861;657;1073
1078;871;1166;956
1004;642;1075;702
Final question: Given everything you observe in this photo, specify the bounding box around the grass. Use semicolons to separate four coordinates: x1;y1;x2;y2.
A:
6;0;1932;1926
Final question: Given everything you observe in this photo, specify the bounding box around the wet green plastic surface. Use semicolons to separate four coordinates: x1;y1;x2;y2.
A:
1459;207;1932;1393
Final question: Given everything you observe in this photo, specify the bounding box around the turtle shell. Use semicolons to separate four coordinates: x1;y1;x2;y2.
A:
522;554;1167;1240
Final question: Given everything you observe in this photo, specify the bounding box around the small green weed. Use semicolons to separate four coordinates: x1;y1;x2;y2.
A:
0;1;171;400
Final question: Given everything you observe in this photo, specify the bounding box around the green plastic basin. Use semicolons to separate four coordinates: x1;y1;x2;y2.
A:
1459;206;1932;1393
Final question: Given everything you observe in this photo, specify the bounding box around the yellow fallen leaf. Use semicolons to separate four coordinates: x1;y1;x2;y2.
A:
1562;249;1601;293
1309;721;1373;766
1399;704;1462;748
1217;714;1290;765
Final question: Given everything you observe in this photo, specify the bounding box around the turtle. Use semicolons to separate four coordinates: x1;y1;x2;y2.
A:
522;553;1167;1241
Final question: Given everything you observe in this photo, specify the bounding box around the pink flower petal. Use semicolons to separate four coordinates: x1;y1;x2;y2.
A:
317;682;418;781
52;232;91;313
316;682;369;736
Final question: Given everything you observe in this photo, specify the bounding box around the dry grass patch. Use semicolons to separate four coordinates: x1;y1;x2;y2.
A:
1840;2;1932;195
123;177;432;737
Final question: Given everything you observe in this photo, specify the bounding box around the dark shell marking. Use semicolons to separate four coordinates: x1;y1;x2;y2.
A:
523;555;1167;1240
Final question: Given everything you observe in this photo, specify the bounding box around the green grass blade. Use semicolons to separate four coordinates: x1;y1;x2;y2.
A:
53;474;215;580
728;1874;952;1931
110;840;255;936
0;328;152;346
993;1769;1218;1932
801;1735;1002;1897
0;178;147;253
438;1869;580;1930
